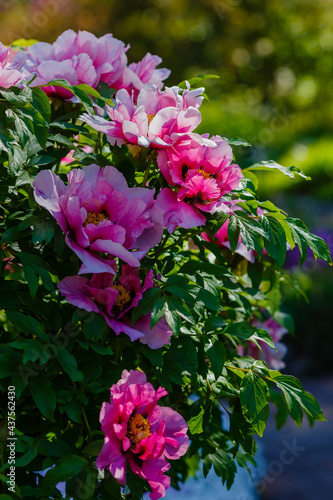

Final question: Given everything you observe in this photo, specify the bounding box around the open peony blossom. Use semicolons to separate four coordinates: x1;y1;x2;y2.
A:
58;266;172;348
23;29;129;98
116;52;170;100
96;370;189;499
23;29;169;100
239;317;288;370
157;135;243;211
81;82;211;148
0;43;25;89
33;164;163;274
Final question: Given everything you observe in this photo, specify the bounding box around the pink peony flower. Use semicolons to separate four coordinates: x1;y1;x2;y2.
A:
239;317;288;370
81;82;209;148
33;164;163;274
155;187;206;233
115;52;170;100
202;218;256;263
0;43;25;89
58;266;172;348
96;369;189;499
23;29;129;98
157;135;243;213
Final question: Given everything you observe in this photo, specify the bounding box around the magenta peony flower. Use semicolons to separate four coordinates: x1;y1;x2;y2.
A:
157;135;243;213
239;317;288;370
96;370;189;499
202;218;256;263
33;164;163;274
58;266;172;348
0;43;25;89
24;29;129;98
81;82;210;148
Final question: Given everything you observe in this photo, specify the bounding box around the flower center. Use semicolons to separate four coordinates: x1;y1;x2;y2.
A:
198;168;213;180
83;211;109;227
147;113;156;127
112;284;132;312
127;413;151;448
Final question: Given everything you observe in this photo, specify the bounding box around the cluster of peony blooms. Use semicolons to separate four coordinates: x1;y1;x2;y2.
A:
2;29;287;498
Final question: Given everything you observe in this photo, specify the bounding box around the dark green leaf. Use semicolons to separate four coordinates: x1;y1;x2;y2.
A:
30;375;56;421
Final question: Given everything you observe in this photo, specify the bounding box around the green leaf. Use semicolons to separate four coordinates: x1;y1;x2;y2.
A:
43;455;88;495
82;440;104;457
19;252;55;295
206;339;226;378
150;296;167;328
228;214;265;256
240;371;270;436
83;313;109;342
0;353;18;378
178;260;233;278
229;413;256;455
246;160;310;180
188;407;205;434
6;311;49;342
260;215;287;269
56;346;83;382
164;300;181;335
30;375;56;421
223;137;252;147
286;218;332;266
15;442;38;467
272;375;326;426
203;449;237;489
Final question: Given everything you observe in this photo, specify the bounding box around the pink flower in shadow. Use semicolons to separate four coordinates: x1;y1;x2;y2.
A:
96;370;189;499
58;266;172;348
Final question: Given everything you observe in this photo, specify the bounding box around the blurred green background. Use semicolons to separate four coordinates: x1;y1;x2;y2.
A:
1;0;332;373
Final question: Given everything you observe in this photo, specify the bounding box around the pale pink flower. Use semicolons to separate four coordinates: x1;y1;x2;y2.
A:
24;29;129;98
115;52;170;99
81;82;208;148
0;43;25;89
96;370;189;499
58;266;172;348
33;164;163;274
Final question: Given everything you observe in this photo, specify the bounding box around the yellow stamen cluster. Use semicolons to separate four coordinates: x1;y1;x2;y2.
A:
147;113;156;127
198;168;213;180
113;284;131;311
127;413;151;447
84;211;108;227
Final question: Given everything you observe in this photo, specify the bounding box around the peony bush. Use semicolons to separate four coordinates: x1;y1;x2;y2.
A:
0;29;331;500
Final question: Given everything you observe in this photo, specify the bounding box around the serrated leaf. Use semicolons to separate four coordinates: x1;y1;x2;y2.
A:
272;375;326;426
286;218;332;266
